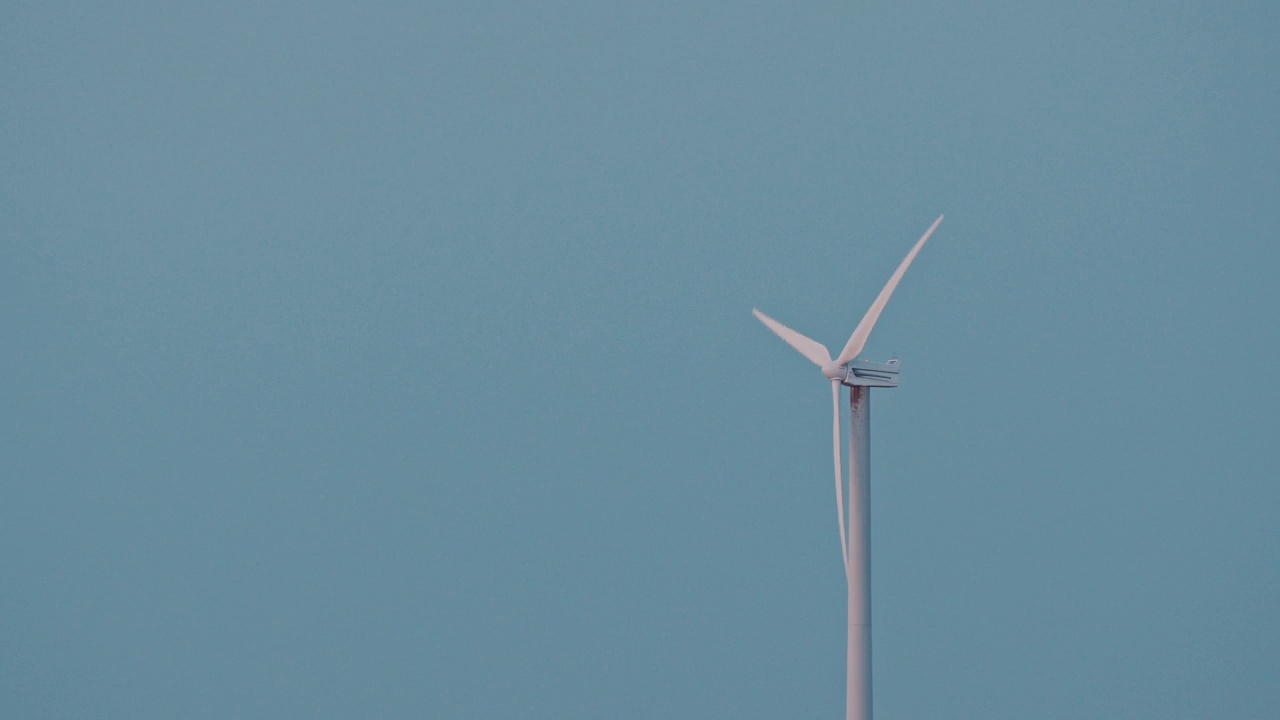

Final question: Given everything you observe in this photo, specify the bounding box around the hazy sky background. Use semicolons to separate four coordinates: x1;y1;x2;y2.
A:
4;2;1279;718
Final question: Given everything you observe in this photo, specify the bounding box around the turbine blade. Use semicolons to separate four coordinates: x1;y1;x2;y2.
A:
752;308;832;368
833;381;849;576
835;215;943;365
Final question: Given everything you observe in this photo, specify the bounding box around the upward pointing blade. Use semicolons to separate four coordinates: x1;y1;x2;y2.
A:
752;308;832;368
835;215;943;365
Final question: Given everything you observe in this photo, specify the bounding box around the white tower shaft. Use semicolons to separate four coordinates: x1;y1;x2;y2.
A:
846;386;872;720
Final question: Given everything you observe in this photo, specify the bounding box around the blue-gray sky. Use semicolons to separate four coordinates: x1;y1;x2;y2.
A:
4;2;1279;718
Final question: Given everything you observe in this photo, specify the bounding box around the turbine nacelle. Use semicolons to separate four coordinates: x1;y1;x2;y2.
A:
825;358;901;388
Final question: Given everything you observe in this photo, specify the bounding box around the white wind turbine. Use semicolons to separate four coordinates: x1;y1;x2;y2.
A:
753;215;943;720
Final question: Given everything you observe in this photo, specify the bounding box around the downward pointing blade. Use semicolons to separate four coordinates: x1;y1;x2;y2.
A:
832;381;849;576
752;308;832;368
835;215;943;365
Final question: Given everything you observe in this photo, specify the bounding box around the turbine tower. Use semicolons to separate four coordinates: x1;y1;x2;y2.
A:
753;215;942;720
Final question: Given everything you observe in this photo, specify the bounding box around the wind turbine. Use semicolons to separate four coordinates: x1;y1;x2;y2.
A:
753;215;943;720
